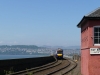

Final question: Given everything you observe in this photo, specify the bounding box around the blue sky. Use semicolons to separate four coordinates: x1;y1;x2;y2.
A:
0;0;100;47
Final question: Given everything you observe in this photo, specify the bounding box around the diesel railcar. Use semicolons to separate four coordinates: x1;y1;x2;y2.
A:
56;48;63;59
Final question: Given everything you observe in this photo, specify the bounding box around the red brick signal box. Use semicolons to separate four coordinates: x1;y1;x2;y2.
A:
77;8;100;75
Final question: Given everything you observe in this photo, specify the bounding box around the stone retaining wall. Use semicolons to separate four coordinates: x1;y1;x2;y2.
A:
0;56;56;75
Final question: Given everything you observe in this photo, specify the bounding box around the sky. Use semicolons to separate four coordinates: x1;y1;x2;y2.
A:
0;0;100;47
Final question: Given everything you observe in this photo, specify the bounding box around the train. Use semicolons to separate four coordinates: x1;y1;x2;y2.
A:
56;48;63;59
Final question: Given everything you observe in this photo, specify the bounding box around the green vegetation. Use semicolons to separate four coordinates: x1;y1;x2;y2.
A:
4;67;14;75
26;68;33;75
4;70;14;75
27;72;33;75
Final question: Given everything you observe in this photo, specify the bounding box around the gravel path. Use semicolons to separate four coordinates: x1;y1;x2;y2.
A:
66;61;81;75
51;59;76;75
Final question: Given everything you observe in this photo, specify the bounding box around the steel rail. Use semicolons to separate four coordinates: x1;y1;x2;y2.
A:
33;58;70;75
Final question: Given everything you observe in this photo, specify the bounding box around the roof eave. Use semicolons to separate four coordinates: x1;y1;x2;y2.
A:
77;16;86;28
77;16;100;28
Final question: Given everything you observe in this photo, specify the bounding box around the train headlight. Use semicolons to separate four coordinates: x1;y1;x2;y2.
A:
57;54;62;56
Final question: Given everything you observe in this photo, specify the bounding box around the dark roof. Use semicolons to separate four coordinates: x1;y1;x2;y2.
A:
77;7;100;28
85;7;100;17
57;48;63;51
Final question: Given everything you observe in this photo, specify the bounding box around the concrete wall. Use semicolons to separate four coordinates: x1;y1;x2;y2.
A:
81;49;89;75
88;20;100;75
0;56;56;75
81;21;89;75
81;20;100;75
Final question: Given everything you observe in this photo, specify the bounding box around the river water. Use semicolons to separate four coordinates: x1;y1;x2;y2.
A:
0;54;50;60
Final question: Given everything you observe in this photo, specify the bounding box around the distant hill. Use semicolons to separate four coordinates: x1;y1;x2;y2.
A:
0;45;80;55
0;45;40;49
66;46;80;49
41;45;80;49
0;45;80;49
0;45;51;55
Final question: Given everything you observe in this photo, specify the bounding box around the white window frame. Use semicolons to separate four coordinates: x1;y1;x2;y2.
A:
94;26;100;46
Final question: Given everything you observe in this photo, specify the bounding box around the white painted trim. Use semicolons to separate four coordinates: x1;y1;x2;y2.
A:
93;26;100;45
94;26;100;27
94;44;100;46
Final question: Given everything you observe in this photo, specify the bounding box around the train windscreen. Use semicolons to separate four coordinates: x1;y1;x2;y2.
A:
57;51;63;54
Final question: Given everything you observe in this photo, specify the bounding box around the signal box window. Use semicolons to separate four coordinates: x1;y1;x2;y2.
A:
94;26;100;45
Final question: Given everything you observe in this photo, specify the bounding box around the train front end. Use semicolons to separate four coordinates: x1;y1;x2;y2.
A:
56;48;63;59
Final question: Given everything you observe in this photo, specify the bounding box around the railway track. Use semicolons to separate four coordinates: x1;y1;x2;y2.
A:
8;58;77;75
51;58;77;75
